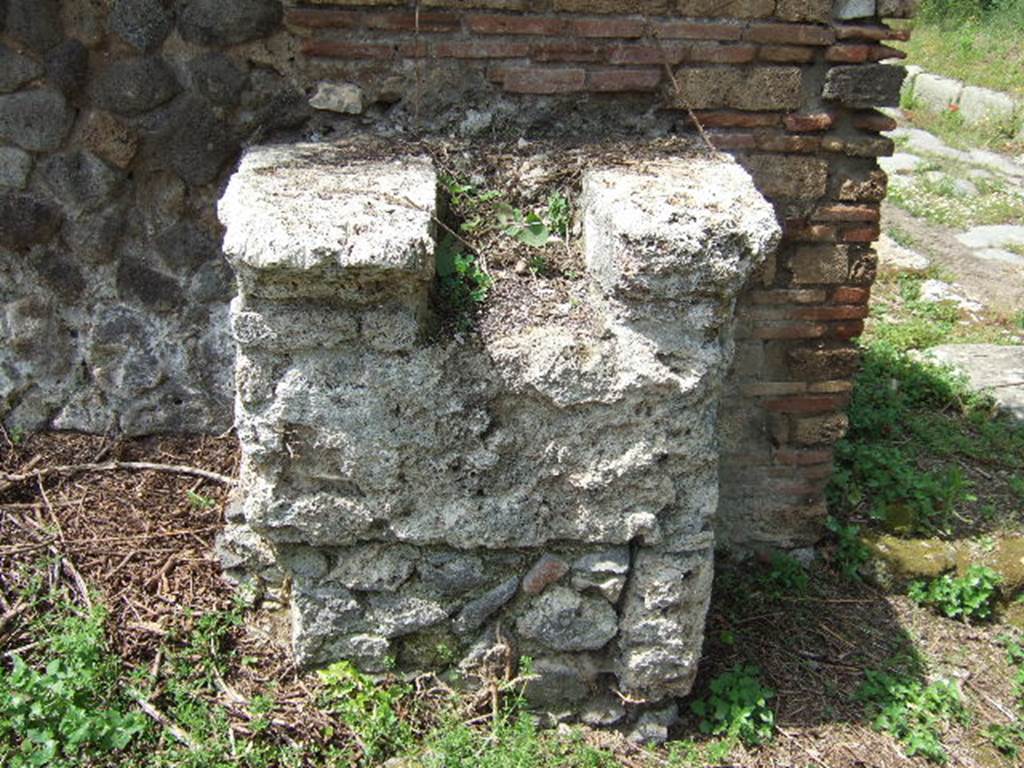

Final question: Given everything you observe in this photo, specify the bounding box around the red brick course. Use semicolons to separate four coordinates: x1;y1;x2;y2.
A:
289;0;914;549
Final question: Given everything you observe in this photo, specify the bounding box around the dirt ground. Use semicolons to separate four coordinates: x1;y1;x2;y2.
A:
2;431;1021;767
881;201;1024;316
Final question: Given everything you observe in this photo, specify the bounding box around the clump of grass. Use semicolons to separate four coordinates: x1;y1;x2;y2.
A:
901;1;1024;98
828;335;1024;536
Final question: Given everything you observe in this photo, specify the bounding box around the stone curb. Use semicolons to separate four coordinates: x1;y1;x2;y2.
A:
900;64;1024;140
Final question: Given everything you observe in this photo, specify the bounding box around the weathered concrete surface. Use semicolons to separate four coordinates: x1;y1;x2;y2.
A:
910;72;962;112
958;86;1018;128
923;345;1024;422
219;143;779;713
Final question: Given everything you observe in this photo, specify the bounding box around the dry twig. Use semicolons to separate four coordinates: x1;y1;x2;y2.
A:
1;460;235;492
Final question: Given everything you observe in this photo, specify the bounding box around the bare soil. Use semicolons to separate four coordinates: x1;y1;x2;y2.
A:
2;432;1021;767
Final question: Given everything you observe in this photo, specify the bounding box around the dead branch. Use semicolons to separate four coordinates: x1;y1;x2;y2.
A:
131;691;199;750
1;460;235;492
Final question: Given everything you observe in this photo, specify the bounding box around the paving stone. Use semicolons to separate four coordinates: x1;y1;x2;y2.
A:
956;224;1024;250
958;85;1019;128
0;89;73;152
973;248;1024;267
918;279;982;314
874;233;930;272
0;44;43;93
910;72;963;113
878;152;922;175
965;149;1024;179
923;345;1024;422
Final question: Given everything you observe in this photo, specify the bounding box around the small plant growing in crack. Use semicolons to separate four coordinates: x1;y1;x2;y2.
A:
436;235;493;329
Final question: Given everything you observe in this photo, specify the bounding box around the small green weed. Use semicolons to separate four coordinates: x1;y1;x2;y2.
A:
826;516;871;579
856;666;966;763
985;723;1024;758
886;226;916;249
495;203;551;248
908;565;1002;622
763;552;809;598
690;665;775;746
1009;475;1024;499
828;339;1023;536
0;597;147;767
186;490;217;510
436;235;493;327
441;175;501;209
666;738;736;767
888;163;1024;229
318;661;413;766
546;192;571;240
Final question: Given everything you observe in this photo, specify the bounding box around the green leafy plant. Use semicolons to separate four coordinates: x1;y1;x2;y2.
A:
826;338;1024;536
763;552;809;598
186;490;217;510
0;604;147;767
441;175;501;209
546;192;571;239
495;203;551;248
436;235;493;326
826;516;871;579
985;723;1024;759
690;665;775;746
318;661;413;766
857;667;966;764
908;565;1002;622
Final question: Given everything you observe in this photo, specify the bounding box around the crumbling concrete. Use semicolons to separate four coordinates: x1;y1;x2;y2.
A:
218;143;779;717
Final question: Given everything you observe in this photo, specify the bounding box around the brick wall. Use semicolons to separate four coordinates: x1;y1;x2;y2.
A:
0;0;915;552
280;0;912;550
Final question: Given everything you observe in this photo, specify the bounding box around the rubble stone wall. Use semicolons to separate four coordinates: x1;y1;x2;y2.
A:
218;142;780;715
0;0;915;551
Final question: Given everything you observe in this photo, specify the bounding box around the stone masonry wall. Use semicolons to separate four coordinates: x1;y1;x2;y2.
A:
218;142;780;716
0;0;916;551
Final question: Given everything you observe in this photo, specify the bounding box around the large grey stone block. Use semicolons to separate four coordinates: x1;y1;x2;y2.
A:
957;86;1019;127
911;72;963;112
219;143;780;709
